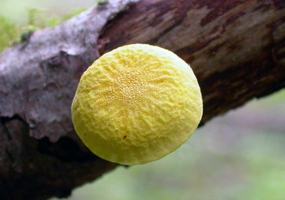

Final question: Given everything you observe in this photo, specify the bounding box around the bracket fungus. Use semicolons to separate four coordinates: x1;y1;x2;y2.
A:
71;44;203;165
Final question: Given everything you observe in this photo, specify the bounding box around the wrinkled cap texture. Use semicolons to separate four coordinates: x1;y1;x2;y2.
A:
71;44;203;165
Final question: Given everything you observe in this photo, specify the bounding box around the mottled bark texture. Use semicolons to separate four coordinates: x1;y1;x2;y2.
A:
0;0;284;199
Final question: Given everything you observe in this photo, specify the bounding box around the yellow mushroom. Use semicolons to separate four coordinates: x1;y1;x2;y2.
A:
71;44;203;165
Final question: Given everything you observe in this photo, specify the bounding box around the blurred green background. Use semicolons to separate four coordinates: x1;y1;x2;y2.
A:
1;1;284;200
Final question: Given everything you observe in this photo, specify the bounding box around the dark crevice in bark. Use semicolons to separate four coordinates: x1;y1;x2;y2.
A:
37;137;96;162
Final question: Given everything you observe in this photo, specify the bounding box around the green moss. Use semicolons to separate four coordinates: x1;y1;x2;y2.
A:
0;16;21;52
0;7;87;53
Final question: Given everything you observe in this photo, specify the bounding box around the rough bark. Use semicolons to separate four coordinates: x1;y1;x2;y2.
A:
0;0;284;199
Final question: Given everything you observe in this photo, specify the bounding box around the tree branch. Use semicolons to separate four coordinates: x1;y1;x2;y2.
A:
0;0;284;199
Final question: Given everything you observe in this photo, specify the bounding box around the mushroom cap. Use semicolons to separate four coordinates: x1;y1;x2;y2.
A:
71;44;203;165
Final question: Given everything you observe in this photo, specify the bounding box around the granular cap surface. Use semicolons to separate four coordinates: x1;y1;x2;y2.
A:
72;44;203;165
